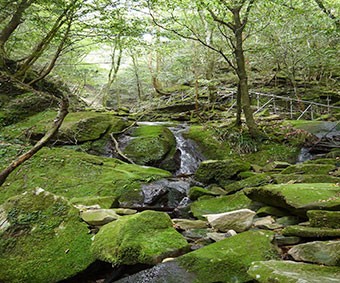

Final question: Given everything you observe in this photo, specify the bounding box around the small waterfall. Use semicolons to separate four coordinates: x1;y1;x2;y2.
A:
297;147;313;163
169;124;204;176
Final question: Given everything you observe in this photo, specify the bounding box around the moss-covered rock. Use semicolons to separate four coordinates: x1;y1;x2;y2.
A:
272;174;339;184
283;225;340;238
190;191;252;219
248;260;340;283
91;210;189;265
177;230;279;283
0;188;94;283
0;147;171;205
188;186;218;201
2;110;128;145
223;173;272;194
288;240;340;266
308;210;340;229
256;206;291;217
280;163;336;175
194;159;251;187
123;125;179;171
245;183;340;216
0;92;57;127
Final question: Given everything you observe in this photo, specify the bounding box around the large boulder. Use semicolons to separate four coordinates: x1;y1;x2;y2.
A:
177;230;278;283
123;125;179;172
5;110;128;144
91;210;189;265
248;260;340;283
194;159;251;186
245;183;340;216
288;240;340;266
1;147;171;205
0;188;94;283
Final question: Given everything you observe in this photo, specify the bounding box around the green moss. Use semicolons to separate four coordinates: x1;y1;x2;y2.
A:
177;230;278;283
188;186;217;201
91;210;189;265
280;164;336;175
223;173;272;194
69;196;118;209
183;125;232;159
0;147;171;204
272;174;339;184
194;159;251;187
308;210;340;229
245;183;340;216
248;260;340;283
190;191;252;219
123;125;178;171
0;189;94;283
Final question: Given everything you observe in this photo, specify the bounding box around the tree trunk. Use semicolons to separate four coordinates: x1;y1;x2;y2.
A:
132;54;143;103
0;93;69;187
232;8;259;137
235;83;242;127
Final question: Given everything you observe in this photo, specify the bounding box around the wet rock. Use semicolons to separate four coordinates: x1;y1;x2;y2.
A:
203;209;256;232
177;230;278;283
80;209;120;226
91;211;189;265
141;179;190;210
114;261;196;283
248;260;340;283
190;191;252;219
194;159;251;186
288;240;340;266
172;219;208;230
308;210;340;229
245;183;340;216
0;189;94;283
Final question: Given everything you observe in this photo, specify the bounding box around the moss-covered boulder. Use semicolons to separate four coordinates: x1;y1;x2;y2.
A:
308;210;340;229
245;183;340;216
0;188;94;283
0;91;57;127
190;191;252;219
123;125;179;172
194;159;251;187
177;230;279;283
188;186;219;200
2;110;128;144
0;147;171;205
91;210;189;265
248;260;340;283
288;240;340;266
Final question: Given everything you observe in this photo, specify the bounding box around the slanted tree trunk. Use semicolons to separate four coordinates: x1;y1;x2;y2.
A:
0;91;69;187
131;54;143;103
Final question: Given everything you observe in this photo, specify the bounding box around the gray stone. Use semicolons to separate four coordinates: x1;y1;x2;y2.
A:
288;240;340;266
203;209;256;232
80;209;120;226
207;230;237;242
253;216;275;228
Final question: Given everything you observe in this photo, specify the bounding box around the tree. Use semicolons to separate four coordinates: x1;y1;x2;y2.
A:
148;0;260;137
